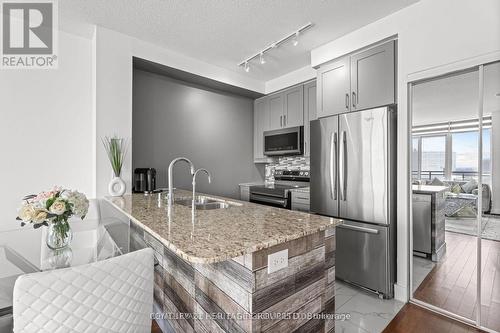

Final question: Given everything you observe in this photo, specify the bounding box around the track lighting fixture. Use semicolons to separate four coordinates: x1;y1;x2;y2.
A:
238;22;313;72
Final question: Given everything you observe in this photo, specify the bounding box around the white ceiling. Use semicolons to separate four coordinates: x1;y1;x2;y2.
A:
60;0;418;82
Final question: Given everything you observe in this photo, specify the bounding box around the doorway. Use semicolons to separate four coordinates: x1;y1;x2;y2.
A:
409;61;500;332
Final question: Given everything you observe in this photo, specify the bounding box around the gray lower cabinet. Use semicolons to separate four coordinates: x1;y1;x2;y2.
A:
316;57;350;118
303;81;316;156
291;190;310;212
239;185;250;201
350;40;395;111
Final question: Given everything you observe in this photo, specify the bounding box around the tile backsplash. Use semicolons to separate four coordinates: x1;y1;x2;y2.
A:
265;156;310;182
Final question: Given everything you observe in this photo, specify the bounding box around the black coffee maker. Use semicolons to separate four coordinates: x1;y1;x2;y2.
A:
134;168;156;193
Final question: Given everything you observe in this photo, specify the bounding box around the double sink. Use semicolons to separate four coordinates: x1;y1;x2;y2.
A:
175;195;234;210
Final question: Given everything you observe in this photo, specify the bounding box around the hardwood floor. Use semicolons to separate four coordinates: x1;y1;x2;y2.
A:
151;320;162;333
413;231;500;331
383;303;485;333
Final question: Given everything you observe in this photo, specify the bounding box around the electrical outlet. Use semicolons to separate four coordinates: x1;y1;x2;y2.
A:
267;249;288;274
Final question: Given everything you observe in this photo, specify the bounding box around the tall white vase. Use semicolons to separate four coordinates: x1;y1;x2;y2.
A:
108;176;126;197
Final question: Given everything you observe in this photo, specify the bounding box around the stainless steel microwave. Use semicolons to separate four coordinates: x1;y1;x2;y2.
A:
263;126;303;156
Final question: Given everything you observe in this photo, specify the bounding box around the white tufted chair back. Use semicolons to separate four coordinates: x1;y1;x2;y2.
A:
13;248;154;333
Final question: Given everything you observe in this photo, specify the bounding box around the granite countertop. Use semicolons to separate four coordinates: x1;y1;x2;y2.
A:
105;190;341;264
412;185;448;194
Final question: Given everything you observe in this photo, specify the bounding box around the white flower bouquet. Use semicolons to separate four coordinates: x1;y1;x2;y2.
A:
16;186;89;249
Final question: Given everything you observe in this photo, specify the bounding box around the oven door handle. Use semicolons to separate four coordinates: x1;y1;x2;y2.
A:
250;193;287;207
250;191;285;198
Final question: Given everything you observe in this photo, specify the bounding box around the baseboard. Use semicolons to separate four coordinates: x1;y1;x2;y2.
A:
394;283;408;303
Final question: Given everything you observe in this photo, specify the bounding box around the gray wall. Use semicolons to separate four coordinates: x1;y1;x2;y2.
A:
133;69;264;199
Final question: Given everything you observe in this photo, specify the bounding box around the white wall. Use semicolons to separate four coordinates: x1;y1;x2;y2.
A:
265;65;316;93
93;26;267;197
0;31;94;232
94;27;133;197
311;0;500;302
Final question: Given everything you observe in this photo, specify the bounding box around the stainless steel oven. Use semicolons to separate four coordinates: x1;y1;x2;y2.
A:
264;126;303;156
249;170;309;210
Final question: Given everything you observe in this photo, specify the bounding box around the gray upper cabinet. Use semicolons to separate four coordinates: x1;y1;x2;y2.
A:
316;57;350;118
283;85;304;127
350;40;395;111
267;85;304;130
253;81;311;163
316;40;396;117
254;97;272;163
303;81;316;156
268;93;284;130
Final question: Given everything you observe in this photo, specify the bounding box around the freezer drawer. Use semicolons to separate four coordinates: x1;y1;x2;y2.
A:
336;221;392;297
412;194;432;254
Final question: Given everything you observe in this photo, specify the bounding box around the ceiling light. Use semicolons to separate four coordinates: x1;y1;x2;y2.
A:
292;32;299;46
237;22;313;71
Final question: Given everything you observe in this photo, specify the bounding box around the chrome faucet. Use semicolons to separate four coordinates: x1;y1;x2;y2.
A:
167;157;195;209
192;168;212;201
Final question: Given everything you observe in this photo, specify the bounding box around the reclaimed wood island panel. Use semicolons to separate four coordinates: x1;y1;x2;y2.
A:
105;191;341;333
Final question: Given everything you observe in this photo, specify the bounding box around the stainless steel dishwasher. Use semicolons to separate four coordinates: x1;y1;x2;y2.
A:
413;194;432;255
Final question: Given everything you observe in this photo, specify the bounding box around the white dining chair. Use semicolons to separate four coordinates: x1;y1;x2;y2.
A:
13;248;154;333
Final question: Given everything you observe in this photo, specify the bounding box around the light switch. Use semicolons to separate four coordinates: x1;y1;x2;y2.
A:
267;249;288;274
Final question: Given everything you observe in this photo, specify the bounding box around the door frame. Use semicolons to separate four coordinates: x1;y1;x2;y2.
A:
407;54;500;333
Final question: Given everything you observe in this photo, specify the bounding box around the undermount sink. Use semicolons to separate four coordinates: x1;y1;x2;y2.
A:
175;196;230;210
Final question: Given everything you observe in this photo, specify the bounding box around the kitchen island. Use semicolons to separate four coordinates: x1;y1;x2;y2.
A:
105;190;342;333
412;185;447;261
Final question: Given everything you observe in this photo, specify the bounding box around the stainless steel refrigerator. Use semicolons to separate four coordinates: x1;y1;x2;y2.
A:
310;106;397;298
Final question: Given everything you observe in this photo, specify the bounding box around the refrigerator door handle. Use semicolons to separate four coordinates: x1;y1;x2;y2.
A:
342;131;347;201
338;224;379;234
334;132;338;200
338;131;344;201
329;132;334;199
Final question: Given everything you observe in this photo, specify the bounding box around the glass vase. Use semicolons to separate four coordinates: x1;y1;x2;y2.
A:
46;221;72;250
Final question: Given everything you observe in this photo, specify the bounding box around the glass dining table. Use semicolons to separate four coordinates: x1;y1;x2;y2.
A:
0;207;131;331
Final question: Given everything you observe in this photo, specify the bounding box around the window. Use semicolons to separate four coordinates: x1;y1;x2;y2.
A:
412;137;419;180
412;126;491;183
451;131;478;180
482;128;491;184
421;136;446;180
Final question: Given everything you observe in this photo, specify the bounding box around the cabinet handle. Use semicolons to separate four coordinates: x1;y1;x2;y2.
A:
352;92;356;108
283;115;286;127
345;93;349;109
280;115;283;127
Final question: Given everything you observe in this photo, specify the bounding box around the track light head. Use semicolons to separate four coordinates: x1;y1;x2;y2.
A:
259;53;266;64
244;62;250;72
292;32;299;46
